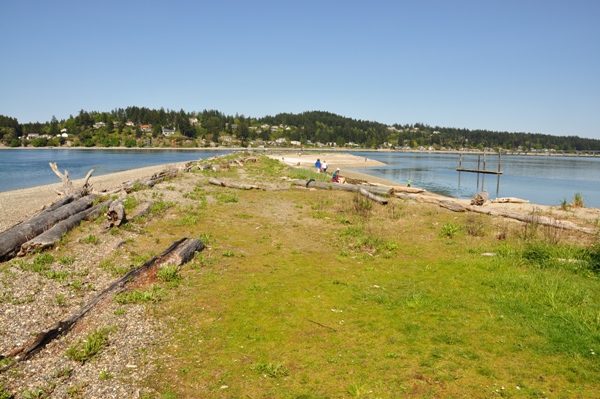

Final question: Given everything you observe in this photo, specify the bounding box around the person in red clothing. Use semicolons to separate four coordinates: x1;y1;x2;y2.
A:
332;168;341;183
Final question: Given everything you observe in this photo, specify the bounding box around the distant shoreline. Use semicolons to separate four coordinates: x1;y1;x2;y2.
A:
2;145;600;158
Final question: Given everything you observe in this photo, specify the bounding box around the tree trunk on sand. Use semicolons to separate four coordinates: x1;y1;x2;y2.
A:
0;195;98;261
209;177;264;190
358;188;388;205
293;180;393;196
19;199;112;255
9;238;204;361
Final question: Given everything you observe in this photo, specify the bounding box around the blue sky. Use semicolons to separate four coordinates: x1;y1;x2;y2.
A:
2;0;599;139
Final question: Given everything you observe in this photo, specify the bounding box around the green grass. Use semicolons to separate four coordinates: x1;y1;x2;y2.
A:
114;285;164;304
131;156;600;397
66;327;115;363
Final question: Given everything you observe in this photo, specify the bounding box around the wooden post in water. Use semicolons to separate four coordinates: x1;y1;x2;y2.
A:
483;150;487;171
498;151;501;173
476;155;480;188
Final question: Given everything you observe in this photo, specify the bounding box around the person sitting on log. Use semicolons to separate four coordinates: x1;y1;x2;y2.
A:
332;168;341;183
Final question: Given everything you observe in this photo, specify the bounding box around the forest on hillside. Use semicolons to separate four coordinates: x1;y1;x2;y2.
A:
1;108;599;152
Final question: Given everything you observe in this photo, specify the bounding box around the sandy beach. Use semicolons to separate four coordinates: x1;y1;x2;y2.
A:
0;162;191;232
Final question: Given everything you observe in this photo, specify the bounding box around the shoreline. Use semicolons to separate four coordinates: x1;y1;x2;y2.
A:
0;162;190;232
2;152;599;234
2;145;600;158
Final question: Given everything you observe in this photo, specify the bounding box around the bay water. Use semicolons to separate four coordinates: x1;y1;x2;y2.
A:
349;151;600;208
0;148;232;193
1;149;599;208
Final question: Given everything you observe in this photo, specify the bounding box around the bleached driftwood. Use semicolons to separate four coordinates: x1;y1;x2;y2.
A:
209;177;264;190
11;238;205;361
358;188;388;205
393;187;426;194
49;162;94;197
294;180;393;196
491;197;530;204
122;169;179;193
396;191;597;235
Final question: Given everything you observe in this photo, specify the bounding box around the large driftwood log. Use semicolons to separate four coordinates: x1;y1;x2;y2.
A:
209;178;264;190
10;238;205;361
396;192;597;235
293;180;394;196
122;169;179;193
18;199;112;255
393;187;426;194
358;188;388;205
491;197;530;204
439;200;467;212
49;162;94;197
0;195;98;261
464;205;597;234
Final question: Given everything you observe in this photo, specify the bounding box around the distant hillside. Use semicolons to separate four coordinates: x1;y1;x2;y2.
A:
1;108;599;151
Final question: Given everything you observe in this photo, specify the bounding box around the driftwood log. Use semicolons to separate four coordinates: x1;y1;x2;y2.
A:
209;177;264;190
49;162;94;197
293;180;393;197
9;238;205;362
358;188;388;205
491;197;530;204
393;186;425;194
396;192;597;235
0;195;98;261
18;199;112;255
122;169;179;193
128;201;154;221
464;205;597;235
471;190;489;206
101;200;125;231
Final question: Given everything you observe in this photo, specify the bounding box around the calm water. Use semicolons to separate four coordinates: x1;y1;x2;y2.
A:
349;151;600;208
0;149;232;192
1;149;599;208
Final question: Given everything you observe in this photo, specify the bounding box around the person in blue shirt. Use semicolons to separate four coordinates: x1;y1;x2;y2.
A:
315;159;322;173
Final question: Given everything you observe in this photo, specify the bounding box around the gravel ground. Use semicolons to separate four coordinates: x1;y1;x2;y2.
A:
0;154;290;398
1;233;165;398
0;163;198;398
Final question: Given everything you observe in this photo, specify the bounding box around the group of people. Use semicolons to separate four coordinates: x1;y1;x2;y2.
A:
313;158;411;186
315;158;342;183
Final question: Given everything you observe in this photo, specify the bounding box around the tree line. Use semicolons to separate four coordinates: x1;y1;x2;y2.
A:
1;108;599;152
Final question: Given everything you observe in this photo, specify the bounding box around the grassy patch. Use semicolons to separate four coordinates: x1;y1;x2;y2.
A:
114;285;164;304
66;327;115;363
